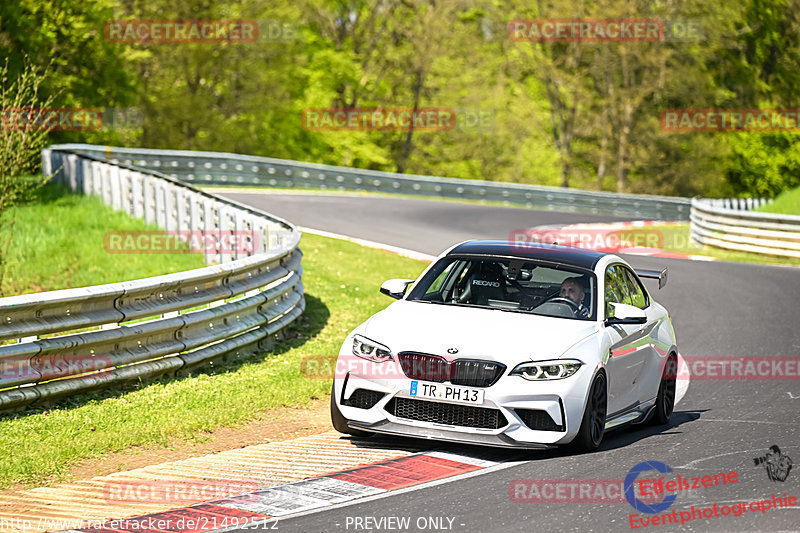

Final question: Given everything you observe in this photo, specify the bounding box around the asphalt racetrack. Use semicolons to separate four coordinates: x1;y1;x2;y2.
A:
220;191;800;533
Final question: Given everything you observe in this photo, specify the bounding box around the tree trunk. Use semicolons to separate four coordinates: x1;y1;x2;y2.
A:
616;100;633;193
597;125;608;190
597;44;611;190
560;159;571;188
615;52;633;193
397;69;424;174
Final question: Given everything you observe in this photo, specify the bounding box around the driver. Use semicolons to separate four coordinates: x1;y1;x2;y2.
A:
559;277;590;318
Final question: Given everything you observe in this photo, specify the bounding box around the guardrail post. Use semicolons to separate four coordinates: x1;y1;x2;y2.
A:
164;185;177;234
204;200;221;265
143;176;156;225
175;189;188;234
76;157;87;195
81;159;91;195
155;180;167;229
131;172;144;219
220;206;235;263
110;165;122;211
42;148;52;180
189;192;204;256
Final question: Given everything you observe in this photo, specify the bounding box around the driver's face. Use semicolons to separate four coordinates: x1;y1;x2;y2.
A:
560;281;584;305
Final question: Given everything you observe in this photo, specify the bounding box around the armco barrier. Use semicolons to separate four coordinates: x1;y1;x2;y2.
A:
0;146;304;411
690;197;800;258
52;144;691;220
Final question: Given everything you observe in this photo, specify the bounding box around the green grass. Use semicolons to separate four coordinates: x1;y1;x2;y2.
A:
756;187;800;215
616;223;800;266
1;183;206;296
0;232;427;489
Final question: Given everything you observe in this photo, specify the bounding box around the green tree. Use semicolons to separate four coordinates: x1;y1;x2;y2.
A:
0;0;137;146
0;60;55;295
725;132;800;197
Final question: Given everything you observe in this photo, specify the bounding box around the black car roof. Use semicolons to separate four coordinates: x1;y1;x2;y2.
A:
446;240;608;270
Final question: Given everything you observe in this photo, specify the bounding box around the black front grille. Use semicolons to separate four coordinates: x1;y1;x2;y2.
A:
397;353;505;387
342;389;385;410
516;408;564;431
385;397;508;429
398;353;450;382
451;360;506;387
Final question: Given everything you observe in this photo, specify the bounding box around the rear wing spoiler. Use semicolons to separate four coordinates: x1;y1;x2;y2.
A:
635;267;668;289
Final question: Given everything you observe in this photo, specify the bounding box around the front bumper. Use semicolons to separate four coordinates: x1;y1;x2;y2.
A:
349;419;553;449
333;357;596;448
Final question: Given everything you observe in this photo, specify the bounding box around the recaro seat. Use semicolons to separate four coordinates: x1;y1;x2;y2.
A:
464;262;506;306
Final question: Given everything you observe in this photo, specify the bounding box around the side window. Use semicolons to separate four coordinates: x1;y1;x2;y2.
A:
420;260;461;301
621;267;648;309
426;261;455;296
604;265;631;317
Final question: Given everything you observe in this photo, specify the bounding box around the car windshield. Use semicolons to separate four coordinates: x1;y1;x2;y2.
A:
407;257;596;320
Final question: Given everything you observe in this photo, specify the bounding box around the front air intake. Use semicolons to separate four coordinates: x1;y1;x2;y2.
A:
385;397;508;429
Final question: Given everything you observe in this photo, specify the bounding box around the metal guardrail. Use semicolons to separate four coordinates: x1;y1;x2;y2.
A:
53;144;691;220
690;197;800;258
0;146;305;411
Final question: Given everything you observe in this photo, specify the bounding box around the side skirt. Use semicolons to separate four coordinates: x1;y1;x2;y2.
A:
605;397;657;430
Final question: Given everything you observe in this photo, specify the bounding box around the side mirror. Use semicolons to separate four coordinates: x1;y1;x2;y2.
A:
380;279;413;300
605;302;647;326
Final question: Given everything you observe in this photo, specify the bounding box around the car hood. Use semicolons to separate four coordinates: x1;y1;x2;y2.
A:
359;300;597;364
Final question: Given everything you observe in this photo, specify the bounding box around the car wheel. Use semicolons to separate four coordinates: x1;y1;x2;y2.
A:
649;354;677;425
330;384;373;437
573;372;607;452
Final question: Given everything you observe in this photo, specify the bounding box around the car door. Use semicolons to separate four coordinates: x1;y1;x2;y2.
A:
603;264;653;417
619;265;663;406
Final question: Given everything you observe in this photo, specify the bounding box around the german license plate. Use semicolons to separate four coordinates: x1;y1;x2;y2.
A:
409;380;484;405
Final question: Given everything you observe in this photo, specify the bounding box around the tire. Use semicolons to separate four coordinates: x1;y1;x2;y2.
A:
649;354;677;425
330;384;373;437
572;372;607;452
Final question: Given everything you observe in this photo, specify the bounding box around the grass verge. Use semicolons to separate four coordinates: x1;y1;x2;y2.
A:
756;187;800;215
0;183;206;296
0;232;427;489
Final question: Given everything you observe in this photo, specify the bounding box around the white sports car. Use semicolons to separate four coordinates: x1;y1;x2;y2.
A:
331;240;678;451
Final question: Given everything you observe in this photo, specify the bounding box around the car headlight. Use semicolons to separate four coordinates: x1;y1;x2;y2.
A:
510;359;582;380
352;335;393;363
